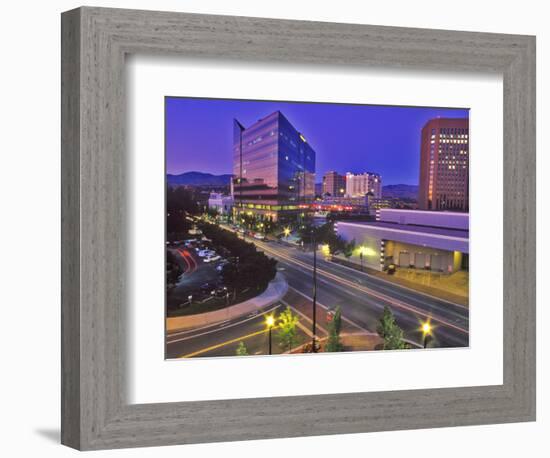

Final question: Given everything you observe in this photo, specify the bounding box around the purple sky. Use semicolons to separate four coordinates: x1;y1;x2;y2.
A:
166;97;468;185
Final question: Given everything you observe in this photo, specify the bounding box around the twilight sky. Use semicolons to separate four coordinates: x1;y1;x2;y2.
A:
166;97;468;185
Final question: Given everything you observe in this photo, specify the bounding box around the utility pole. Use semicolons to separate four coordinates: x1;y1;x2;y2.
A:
312;228;317;352
236;120;246;241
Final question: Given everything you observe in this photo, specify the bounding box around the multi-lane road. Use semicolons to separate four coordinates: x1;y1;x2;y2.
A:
166;228;469;359
251;239;469;347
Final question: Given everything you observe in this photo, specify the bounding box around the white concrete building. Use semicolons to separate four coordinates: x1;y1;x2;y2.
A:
345;172;382;198
335;209;469;273
207;192;234;215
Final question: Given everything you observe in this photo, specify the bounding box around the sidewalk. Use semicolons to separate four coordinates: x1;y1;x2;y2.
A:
288;332;383;354
166;273;288;332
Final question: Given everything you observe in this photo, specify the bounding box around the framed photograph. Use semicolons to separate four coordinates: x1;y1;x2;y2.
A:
164;97;470;360
61;6;536;450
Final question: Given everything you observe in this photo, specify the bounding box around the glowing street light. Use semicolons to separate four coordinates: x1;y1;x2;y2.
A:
358;246;368;272
357;246;376;272
421;320;432;348
283;227;291;239
265;314;275;355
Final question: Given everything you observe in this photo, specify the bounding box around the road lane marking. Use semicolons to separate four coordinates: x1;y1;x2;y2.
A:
280;299;329;336
254;240;468;334
166;304;281;343
286;287;376;336
321;257;469;310
178;327;274;358
279;242;469;317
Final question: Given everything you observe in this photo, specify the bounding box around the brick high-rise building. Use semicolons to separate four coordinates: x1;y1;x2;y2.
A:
322;171;346;197
418;118;469;211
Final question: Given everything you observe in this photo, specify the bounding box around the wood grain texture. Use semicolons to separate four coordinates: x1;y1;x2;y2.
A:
61;6;536;450
60;7;81;449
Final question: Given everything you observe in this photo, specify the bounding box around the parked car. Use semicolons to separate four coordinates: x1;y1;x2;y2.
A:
199;282;215;292
253;233;266;240
214;287;229;297
197;249;215;257
215;263;228;272
204;255;221;263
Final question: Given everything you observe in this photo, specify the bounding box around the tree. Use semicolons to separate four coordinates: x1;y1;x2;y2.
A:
166;186;199;215
241;212;258;230
236;341;248;356
166;211;192;236
377;305;408;350
297;222;348;256
343;240;356;259
326;233;346;256
166;250;184;286
221;262;240;301
325;306;344;352
277;307;300;352
206;207;220;220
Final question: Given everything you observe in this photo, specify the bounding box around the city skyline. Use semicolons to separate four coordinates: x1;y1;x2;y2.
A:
166;97;469;185
165;97;470;359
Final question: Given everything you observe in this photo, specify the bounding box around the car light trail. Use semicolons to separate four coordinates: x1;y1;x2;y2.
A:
254;240;468;335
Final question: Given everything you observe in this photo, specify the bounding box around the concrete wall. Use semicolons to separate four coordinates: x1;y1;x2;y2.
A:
379;209;469;230
385;241;459;273
337;221;469;254
335;222;464;273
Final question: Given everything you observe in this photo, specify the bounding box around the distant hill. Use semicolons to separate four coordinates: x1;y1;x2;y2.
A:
382;184;419;200
167;171;232;187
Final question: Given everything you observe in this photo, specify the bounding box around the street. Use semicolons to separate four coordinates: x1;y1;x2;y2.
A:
166;229;469;358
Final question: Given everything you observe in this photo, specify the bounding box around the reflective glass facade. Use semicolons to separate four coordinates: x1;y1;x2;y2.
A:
233;111;316;220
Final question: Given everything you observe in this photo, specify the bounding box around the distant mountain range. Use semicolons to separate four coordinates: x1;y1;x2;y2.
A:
167;171;232;187
167;172;418;200
382;184;419;200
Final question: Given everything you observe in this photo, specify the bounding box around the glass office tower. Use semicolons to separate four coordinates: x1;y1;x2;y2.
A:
233;111;316;222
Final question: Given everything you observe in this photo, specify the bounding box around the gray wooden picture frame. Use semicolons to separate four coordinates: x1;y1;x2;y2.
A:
61;6;536;451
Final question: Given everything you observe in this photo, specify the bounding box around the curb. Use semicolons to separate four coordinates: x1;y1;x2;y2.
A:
166;273;288;332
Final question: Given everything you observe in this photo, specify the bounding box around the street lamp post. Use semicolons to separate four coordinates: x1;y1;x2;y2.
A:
283;227;291;241
312;228;318;352
422;321;432;348
359;251;364;272
265;314;275;355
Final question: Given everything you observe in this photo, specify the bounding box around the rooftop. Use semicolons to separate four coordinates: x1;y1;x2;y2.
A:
336;220;468;240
